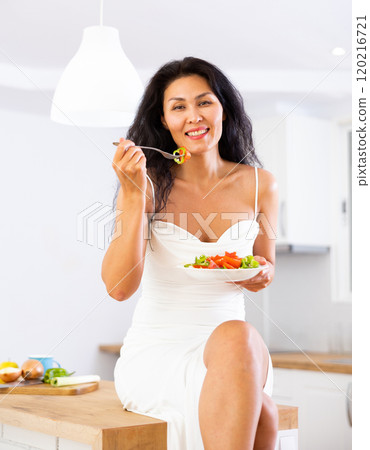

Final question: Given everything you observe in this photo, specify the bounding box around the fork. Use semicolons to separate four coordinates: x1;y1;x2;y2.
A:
112;142;180;160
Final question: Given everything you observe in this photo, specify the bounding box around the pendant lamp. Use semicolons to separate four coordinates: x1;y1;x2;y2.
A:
50;1;143;127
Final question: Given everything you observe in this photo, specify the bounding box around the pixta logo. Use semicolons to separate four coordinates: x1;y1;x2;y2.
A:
77;202;120;250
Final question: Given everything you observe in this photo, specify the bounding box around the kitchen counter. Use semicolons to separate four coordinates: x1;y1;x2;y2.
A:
0;380;298;449
0;380;165;449
270;352;352;374
99;344;122;355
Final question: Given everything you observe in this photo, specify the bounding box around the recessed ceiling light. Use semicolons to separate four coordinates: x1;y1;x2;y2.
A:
331;47;346;56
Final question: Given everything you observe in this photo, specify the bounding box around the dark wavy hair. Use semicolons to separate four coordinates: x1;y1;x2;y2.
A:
112;56;262;217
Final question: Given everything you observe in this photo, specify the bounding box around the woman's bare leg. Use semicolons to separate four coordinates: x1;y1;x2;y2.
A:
253;393;279;449
199;320;269;450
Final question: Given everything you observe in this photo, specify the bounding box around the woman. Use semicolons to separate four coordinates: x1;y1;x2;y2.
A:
102;57;279;450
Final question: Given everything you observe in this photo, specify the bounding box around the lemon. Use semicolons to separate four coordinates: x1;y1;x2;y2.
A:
0;361;19;370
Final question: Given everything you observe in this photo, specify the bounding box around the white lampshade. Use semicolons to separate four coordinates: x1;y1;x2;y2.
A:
50;26;144;127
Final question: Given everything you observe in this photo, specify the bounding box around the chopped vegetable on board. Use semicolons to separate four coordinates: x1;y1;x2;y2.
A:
43;368;75;383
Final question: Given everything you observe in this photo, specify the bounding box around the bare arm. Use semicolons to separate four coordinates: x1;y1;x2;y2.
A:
101;139;153;301
230;169;278;292
253;169;279;270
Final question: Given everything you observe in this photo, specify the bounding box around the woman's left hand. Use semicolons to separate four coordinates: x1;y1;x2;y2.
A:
226;256;274;292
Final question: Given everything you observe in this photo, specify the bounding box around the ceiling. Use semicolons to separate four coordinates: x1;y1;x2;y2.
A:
0;0;351;119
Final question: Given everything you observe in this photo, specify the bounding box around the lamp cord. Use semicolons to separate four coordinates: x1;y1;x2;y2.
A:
100;0;104;26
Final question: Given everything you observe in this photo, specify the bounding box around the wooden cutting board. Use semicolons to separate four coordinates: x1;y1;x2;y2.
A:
0;380;99;395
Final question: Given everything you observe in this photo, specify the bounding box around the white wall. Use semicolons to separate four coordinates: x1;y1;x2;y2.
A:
0;107;139;379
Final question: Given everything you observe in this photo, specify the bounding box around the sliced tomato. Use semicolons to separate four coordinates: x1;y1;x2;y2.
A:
190;251;243;270
223;255;242;268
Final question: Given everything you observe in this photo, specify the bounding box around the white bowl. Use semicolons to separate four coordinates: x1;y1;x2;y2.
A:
177;264;266;282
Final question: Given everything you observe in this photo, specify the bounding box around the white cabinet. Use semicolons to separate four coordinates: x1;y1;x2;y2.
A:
0;423;92;449
252;115;335;247
275;429;299;450
273;368;352;450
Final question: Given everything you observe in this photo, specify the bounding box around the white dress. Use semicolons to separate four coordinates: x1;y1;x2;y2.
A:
114;166;273;450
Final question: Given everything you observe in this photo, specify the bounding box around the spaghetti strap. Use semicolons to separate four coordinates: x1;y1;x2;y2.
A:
254;166;258;221
146;173;156;251
146;173;156;222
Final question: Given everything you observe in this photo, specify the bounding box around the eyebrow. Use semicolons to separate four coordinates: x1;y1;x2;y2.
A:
167;92;213;102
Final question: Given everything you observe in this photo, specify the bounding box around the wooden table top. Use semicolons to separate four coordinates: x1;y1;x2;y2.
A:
0;380;297;444
0;380;166;448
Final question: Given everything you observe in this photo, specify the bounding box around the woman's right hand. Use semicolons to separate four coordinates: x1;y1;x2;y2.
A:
112;138;147;198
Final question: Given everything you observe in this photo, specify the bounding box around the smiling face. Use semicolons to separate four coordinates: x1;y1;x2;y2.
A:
161;75;225;154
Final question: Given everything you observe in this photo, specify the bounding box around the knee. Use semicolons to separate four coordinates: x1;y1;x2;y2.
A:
219;320;262;357
204;320;264;369
217;320;257;342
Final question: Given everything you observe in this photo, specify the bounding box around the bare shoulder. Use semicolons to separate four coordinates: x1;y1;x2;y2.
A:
256;168;278;213
232;164;278;212
257;167;278;194
231;163;277;191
